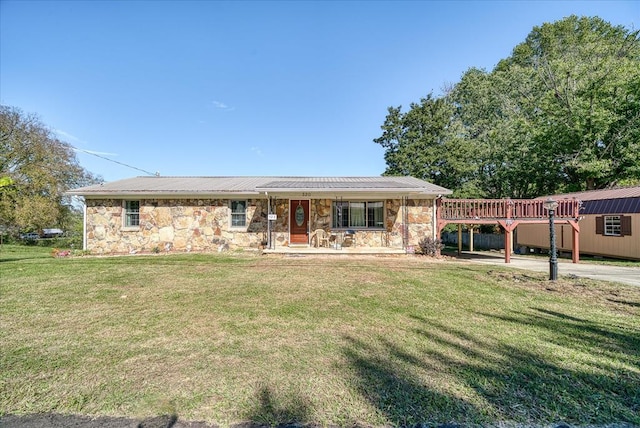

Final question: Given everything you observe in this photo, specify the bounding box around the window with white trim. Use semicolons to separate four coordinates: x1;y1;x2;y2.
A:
604;215;621;236
231;200;247;227
332;201;384;229
124;200;140;227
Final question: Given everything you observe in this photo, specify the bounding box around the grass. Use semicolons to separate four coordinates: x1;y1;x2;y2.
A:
1;244;639;426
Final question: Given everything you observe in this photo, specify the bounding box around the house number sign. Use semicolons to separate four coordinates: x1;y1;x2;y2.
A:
295;205;305;226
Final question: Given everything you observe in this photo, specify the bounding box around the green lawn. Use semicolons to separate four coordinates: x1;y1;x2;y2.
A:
1;245;638;426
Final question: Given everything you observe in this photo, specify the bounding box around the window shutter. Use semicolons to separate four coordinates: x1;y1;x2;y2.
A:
595;216;604;235
620;215;632;236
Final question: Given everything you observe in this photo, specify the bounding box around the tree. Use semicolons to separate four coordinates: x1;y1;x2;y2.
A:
0;105;99;233
374;94;483;197
500;15;640;191
375;16;640;197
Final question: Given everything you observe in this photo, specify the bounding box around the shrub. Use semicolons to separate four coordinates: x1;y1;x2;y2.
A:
418;236;444;256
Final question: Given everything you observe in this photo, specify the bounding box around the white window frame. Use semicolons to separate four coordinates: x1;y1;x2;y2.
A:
123;200;140;229
230;200;247;228
332;200;385;230
604;215;621;236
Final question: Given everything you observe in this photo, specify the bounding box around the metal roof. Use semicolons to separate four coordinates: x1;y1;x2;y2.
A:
536;186;640;202
580;197;640;214
536;186;640;214
68;176;452;197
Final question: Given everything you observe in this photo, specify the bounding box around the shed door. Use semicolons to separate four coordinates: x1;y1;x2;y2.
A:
289;200;309;245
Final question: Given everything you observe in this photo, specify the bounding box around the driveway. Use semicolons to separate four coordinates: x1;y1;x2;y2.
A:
454;251;640;287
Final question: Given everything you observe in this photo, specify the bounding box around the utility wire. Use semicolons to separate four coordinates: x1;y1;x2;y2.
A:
72;147;157;176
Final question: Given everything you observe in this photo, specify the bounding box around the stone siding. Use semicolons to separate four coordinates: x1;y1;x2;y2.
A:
404;198;435;248
85;198;270;254
84;197;435;253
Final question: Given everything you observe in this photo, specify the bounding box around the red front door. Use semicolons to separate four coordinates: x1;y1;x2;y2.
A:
289;200;310;245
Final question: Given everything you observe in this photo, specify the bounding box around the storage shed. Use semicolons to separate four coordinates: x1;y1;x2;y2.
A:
516;186;640;260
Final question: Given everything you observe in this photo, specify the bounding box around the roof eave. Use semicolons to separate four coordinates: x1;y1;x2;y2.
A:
67;191;261;198
256;187;452;195
68;189;450;198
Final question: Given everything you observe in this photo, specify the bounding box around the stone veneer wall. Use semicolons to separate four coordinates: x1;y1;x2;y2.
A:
84;197;435;253
404;198;435;248
306;198;434;248
85;198;270;254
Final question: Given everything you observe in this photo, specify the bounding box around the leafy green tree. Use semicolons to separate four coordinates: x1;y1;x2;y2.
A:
374;94;482;197
452;64;560;198
501;15;640;191
375;16;640;197
0;105;98;233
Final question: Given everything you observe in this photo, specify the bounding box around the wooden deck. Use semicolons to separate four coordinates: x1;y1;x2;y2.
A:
437;198;582;263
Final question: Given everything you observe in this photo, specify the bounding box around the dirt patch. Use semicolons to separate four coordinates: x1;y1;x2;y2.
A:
484;270;640;315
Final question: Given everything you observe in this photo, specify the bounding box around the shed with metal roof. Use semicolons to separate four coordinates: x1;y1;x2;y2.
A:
518;186;640;260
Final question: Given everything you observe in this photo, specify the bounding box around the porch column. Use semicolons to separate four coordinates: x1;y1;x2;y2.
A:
435;197;442;241
469;226;474;252
82;198;87;251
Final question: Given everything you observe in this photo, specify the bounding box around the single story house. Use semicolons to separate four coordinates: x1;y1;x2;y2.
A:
68;176;452;254
517;186;640;260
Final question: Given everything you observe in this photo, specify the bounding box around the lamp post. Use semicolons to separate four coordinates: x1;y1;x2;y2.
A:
544;198;559;281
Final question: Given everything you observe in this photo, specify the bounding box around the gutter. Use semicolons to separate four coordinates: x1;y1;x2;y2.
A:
66;191;262;198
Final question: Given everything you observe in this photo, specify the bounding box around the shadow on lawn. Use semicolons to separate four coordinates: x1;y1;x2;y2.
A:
242;385;311;426
0;254;50;263
414;310;639;424
343;335;484;425
342;308;639;425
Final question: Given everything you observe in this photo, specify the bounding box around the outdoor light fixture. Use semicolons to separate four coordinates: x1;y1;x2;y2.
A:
544;198;559;281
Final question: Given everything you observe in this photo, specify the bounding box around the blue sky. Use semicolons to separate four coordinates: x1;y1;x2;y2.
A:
1;1;638;183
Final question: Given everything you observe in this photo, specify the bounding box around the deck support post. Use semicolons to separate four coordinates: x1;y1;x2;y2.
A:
509;229;514;257
569;220;580;263
457;224;462;255
497;220;518;264
469;226;474;252
504;228;511;263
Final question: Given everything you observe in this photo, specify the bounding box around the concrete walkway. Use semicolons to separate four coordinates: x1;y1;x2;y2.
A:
455;251;640;287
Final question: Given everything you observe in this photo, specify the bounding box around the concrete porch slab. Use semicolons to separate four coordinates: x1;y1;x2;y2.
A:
262;246;407;255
